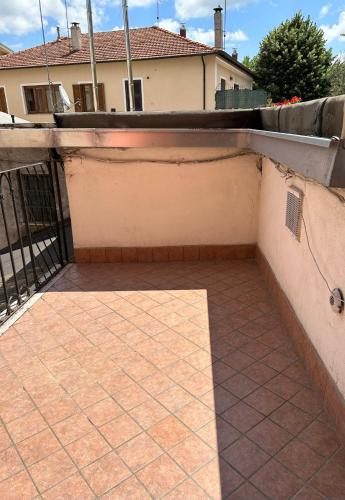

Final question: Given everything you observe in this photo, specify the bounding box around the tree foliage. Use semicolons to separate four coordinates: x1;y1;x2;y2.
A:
242;55;256;71
253;12;332;101
329;58;345;96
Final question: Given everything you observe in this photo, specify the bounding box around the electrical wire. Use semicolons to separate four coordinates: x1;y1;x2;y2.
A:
63;150;255;164
223;0;227;50
301;215;332;293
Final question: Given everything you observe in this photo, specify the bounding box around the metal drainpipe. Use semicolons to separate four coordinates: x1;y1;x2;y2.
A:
201;56;206;110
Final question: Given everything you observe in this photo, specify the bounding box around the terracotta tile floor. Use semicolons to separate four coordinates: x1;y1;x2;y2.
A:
0;260;344;499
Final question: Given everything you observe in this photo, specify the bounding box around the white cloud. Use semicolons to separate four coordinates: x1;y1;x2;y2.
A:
158;18;180;32
0;0;107;37
322;10;345;42
175;0;257;20
319;4;331;19
227;29;248;41
158;18;248;48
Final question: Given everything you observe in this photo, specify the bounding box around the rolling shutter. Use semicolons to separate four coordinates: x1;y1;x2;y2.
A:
98;83;106;111
72;84;82;112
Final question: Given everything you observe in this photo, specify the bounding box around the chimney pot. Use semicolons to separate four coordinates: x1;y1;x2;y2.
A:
214;6;223;49
180;23;186;38
56;26;61;40
232;48;238;61
70;22;81;51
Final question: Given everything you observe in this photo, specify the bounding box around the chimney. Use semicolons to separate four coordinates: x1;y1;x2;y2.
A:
56;26;61;40
180;23;186;38
214;6;223;49
70;22;81;51
232;48;238;61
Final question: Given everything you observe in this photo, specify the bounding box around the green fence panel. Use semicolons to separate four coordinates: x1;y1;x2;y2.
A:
215;89;267;109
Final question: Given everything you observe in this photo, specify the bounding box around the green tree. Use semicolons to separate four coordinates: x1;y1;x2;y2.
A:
329;58;345;96
254;12;332;102
242;55;256;71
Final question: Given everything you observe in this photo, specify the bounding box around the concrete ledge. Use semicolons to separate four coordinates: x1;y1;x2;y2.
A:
74;244;256;263
257;247;345;443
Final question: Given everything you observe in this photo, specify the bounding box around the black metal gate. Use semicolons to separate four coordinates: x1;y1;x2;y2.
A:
0;158;72;323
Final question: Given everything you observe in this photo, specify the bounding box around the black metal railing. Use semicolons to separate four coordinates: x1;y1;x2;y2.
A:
0;158;72;322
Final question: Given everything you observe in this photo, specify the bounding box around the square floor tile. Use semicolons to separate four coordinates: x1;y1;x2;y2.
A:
269;401;313;435
84;398;123;426
52;413;94;446
101;475;151;499
66;430;111;468
99;414;141;448
17;428;61;466
156;385;194;412
148;415;190;450
193;457;243;498
222;402;264;433
83;451;131;496
244;387;284;416
7;410;47;443
221;436;269;478
129;399;169;430
222;373;259;399
252;459;303;499
137;454;186;497
164;478;209;499
228;482;267;500
117;432;163;471
29;449;76;493
0;447;24;482
169;434;215;474
196;418;241;450
175;399;214;431
43;472;95;499
276;439;325;480
247;419;293;455
299;420;340;457
0;470;38;500
264;373;302;400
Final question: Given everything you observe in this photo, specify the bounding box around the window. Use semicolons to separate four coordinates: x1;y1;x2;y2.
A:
220;78;226;91
72;83;106;112
0;88;8;113
233;83;240;90
124;79;143;111
23;85;63;114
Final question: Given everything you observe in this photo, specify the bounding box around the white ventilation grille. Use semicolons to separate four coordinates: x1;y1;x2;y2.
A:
285;186;303;240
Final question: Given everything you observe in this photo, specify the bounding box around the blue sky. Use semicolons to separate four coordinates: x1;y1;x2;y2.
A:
1;0;345;61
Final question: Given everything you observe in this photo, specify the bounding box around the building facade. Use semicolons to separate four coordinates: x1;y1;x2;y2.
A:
0;26;253;122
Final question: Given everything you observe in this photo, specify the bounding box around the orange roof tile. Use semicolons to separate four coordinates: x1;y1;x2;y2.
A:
0;27;217;69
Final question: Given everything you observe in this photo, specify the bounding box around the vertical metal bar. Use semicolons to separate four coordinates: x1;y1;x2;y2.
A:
17;170;39;288
0;252;10;316
122;0;135;112
8;171;30;294
86;0;99;112
53;160;69;262
0;174;21;302
47;161;64;266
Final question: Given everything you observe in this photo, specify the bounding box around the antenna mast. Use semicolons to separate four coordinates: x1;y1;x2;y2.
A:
86;0;99;111
122;0;135;112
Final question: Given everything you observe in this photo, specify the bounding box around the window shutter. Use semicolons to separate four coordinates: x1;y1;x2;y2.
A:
98;83;106;111
0;89;8;113
72;84;82;112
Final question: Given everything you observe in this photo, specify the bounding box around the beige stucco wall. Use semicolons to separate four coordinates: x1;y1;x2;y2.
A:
0;53;251;121
258;158;345;397
216;56;253;91
65;147;260;248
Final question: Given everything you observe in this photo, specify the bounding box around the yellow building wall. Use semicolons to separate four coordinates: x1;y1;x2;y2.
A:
0;54;251;122
0;55;250;122
216;57;253;91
